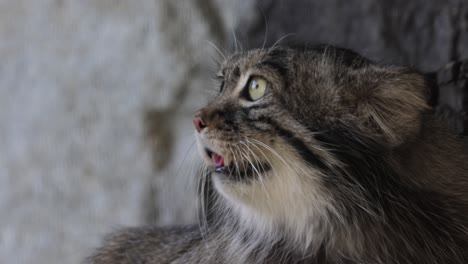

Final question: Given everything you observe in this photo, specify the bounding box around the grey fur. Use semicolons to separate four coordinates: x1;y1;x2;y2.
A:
87;46;468;264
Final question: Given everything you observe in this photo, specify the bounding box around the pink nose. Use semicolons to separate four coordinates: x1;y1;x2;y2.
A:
193;116;206;132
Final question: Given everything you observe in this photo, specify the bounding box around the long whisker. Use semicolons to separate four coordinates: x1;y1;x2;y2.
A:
260;8;268;50
239;140;266;179
231;28;239;53
235;144;251;181
205;40;227;61
233;146;243;182
268;33;296;52
241;139;268;172
199;164;209;230
239;140;271;203
244;139;278;177
197;162;217;257
237;143;261;178
237;143;270;200
248;138;311;193
228;145;241;182
249;138;295;173
173;140;197;179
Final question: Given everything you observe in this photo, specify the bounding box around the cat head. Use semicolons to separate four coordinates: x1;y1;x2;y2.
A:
193;45;429;243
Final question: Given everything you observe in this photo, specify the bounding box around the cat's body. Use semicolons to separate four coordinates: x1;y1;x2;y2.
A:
88;46;468;264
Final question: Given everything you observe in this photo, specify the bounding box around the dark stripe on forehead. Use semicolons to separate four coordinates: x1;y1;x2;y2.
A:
246;116;329;171
261;48;289;79
261;60;288;80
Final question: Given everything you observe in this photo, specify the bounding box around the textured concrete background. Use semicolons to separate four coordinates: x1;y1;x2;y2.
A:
0;1;467;263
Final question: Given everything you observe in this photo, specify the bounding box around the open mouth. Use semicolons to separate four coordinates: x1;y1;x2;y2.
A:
204;148;270;179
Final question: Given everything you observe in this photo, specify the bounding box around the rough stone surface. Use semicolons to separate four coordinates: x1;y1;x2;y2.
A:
1;1;467;264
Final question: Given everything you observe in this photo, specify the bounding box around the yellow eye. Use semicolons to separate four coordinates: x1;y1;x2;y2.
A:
247;77;267;101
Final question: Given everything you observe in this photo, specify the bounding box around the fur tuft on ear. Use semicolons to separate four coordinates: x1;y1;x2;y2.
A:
353;69;429;147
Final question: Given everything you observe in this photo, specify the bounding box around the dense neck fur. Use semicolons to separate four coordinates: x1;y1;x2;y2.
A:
200;117;468;264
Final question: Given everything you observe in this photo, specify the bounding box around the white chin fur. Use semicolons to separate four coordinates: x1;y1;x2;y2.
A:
212;147;338;253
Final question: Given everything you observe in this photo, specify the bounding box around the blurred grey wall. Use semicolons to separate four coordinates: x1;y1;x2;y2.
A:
0;1;251;263
1;1;467;263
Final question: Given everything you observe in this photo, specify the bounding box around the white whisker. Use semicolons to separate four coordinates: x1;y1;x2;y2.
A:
268;33;296;52
205;40;226;61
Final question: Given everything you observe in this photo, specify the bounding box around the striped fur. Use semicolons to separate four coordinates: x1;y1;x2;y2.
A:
87;46;468;264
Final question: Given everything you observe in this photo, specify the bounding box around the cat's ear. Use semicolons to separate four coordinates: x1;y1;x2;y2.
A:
353;69;429;147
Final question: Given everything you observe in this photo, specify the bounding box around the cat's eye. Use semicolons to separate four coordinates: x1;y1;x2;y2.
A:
246;77;267;101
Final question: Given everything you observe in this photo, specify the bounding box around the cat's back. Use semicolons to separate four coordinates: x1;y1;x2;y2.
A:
87;225;209;264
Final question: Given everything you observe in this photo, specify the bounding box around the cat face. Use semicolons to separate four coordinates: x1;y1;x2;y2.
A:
194;49;288;182
194;46;428;226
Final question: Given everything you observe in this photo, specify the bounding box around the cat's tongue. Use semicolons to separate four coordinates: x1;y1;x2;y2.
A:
212;153;225;167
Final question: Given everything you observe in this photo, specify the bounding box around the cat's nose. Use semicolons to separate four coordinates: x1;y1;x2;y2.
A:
193;116;206;133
